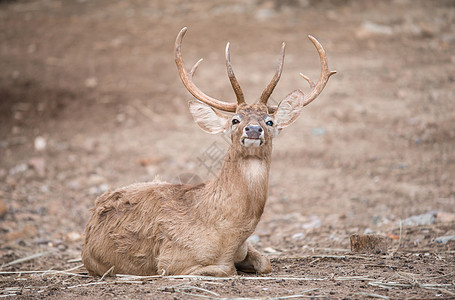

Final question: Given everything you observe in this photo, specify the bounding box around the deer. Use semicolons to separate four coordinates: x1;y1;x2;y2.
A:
81;27;336;277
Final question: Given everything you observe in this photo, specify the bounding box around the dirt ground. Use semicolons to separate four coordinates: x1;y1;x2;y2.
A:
1;0;455;299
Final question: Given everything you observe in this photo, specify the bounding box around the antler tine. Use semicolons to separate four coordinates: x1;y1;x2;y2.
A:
174;27;237;112
225;42;246;105
260;42;286;105
300;35;337;108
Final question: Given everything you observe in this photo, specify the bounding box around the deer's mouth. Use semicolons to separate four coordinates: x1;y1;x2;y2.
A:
242;137;263;148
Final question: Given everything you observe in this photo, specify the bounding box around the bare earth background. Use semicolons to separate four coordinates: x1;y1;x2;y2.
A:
1;0;455;299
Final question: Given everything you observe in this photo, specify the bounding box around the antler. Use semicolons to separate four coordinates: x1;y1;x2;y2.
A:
175;27;239;112
267;35;336;113
260;42;286;105
299;35;336;107
225;42;246;105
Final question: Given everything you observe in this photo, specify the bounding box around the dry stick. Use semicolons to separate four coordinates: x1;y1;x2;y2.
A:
116;274;377;283
66;281;108;289
178;285;220;297
420;271;455;280
358;292;390;299
63;264;84;273
274;288;319;299
99;266;115;281
0;252;50;269
0;269;90;278
311;255;346;259
173;285;220;298
0;270;48;275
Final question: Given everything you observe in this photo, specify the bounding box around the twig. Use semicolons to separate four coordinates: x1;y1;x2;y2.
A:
358;292;390;299
335;276;373;281
0;269;90;278
420;271;455;280
64;264;84;273
177;285;220;297
311;255;346;259
274;288;318;299
99;266;115;281
117;274;329;282
1;252;50;269
66;281;107;289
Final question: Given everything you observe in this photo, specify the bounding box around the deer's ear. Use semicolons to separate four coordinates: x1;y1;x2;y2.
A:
273;90;304;133
188;100;230;134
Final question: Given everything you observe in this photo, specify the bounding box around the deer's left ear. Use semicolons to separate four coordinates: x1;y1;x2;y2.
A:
188;100;230;134
273;90;304;134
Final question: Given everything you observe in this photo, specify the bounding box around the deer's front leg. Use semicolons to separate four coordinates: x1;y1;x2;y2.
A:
235;242;271;274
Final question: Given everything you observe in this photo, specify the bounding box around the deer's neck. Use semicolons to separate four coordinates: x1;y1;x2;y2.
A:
206;144;272;221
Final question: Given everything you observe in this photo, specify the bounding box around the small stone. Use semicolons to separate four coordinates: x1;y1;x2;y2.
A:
356;21;393;39
263;247;280;254
292;232;305;240
311;127;326;136
401;212;436;226
363;228;373;234
434;235;455;245
65;231;82;242
85;77;98;88
35;238;52;245
29;157;46;177
34;136;47;151
302;215;322;230
254;8;276;21
88;174;106;185
9;163;28;175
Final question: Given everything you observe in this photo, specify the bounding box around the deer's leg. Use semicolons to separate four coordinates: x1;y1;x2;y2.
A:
187;264;236;277
235;242;271;274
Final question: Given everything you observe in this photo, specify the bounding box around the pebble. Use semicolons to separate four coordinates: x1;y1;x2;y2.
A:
88;183;109;195
65;231;82;242
292;232;305;240
263;247;280;254
311;128;326;136
9;163;28;175
29;157;46;177
34;136;47;151
302;215;322;230
401;212;436;226
356;20;393;39
364;228;374;234
434;235;455;245
84;77;98;88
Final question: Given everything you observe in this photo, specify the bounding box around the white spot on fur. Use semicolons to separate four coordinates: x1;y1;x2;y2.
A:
242;159;266;191
243;138;261;148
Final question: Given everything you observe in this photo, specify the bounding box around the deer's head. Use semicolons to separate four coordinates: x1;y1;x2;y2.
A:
175;27;336;157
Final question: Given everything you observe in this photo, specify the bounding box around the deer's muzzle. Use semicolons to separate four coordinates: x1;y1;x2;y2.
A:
242;125;264;147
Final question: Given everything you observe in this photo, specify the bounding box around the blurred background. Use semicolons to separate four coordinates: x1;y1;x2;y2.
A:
0;0;454;273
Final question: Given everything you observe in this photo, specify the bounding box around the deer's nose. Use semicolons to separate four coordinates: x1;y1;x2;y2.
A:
244;125;263;139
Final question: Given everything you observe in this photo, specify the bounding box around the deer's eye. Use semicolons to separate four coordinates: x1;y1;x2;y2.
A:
266;120;274;126
232;118;240;125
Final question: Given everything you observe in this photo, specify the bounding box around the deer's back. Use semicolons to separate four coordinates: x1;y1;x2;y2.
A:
82;181;207;275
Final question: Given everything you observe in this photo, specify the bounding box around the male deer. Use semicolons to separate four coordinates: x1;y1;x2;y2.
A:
82;27;335;277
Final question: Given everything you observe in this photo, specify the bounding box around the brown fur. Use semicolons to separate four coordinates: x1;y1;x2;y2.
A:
82;27;335;276
82;103;285;277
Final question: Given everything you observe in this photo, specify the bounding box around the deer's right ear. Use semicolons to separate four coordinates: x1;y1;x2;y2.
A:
188;100;230;134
